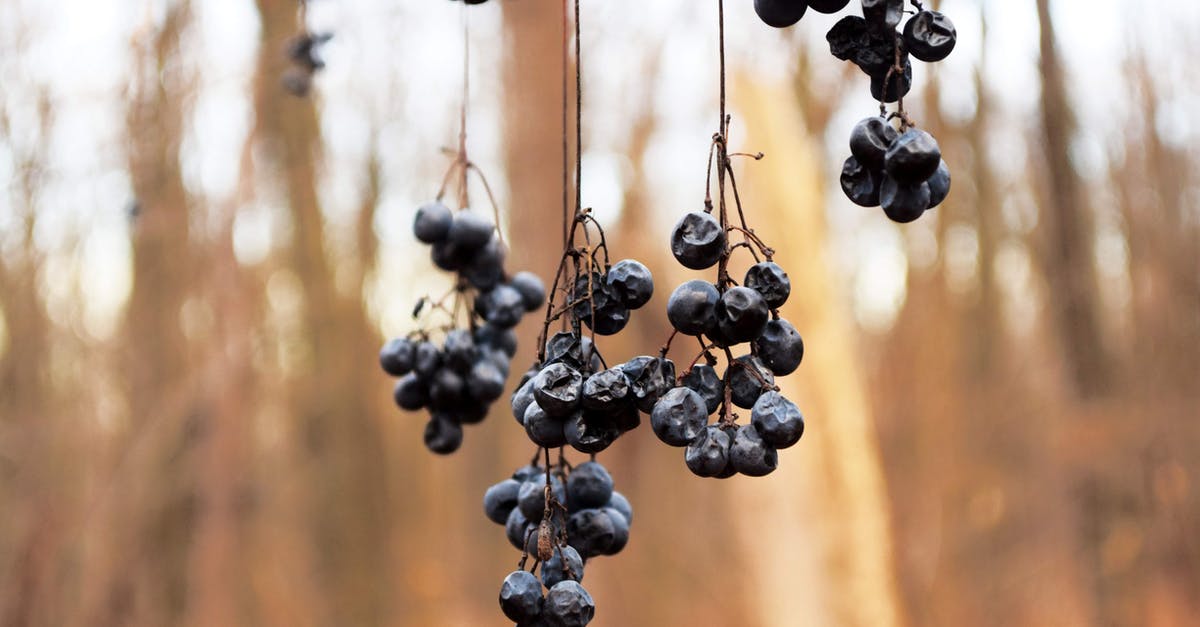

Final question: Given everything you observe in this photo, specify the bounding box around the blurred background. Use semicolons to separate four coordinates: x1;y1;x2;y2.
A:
1;0;1198;625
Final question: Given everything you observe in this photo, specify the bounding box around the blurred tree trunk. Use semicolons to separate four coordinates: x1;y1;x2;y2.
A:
739;75;903;627
1035;0;1110;399
251;2;392;625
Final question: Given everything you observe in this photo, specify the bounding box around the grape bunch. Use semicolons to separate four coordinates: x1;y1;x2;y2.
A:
660;218;807;478
486;460;632;626
753;0;851;29
379;200;546;455
840;120;950;223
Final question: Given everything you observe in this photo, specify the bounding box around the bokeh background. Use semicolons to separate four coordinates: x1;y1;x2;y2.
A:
1;0;1198;625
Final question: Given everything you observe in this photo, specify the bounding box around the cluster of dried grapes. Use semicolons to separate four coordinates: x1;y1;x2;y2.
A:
379;200;545;455
755;0;957;223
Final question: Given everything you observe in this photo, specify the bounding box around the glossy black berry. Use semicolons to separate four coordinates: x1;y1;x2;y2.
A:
475;323;519;357
499;570;543;623
566;461;614;511
443;329;477;372
447;212;494;250
380;338;414;376
510;271;548;312
581;303;630;336
754;0;806;28
478;284;527;329
650;387;709;447
511;375;538;425
681;364;723;414
542;581;595;627
392;374;428;410
564;411;620;455
545;332;601;372
423;415;463;455
532;363;583;417
670;211;726;270
464;237;506;291
581;368;633;413
715;287;770;345
849;117;898;170
413;341;441;379
413;201;452;243
467;359;506;402
621;356;676;413
730;423;778;477
751;391;805;449
743;262;791;309
841;156;882;207
884;129;942;184
602;506;630;555
605;259;654;309
827;16;868;62
685;425;733;478
428;368;466;408
880;175;930;224
927;159;951;209
726;354;775;409
541;545;585;588
566;509;616;558
754;319;805;376
524;403;569;448
903;10;956;63
666;280;720;336
485;478;522;525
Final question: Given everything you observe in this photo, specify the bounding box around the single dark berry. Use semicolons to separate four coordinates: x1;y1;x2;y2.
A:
566;509;616;558
476;323;519;357
485;478;522;525
605;259;654;309
447;211;494;250
518;474;565;522
650;387;709;447
903;10;957;62
380;338;414;376
545;332;601;372
582;303;630;336
715;286;770;344
467;359;506;403
841;156;882;207
880;175;931;224
849;117;899;171
506;507;531;551
602;506;630;555
751;391;805;449
413;201;453;243
861;0;903;32
754;319;805;376
670;211;726;270
542;581;595;627
478;284;527;329
685;424;733;478
413;341;441;379
581;368;634;413
754;0;806;28
429;368;466;408
927;159;951;209
730;423;778;477
726;354;775;409
541;545;585;588
525;403;569;448
512;375;538;425
607;491;633;525
392;374;428;410
884;129;942;184
870;60;912;103
499;570;544;623
622;356;676;413
744;262;791;309
533;363;584;417
566;461;614;511
564;411;620;455
430;238;470;272
510;271;547;312
827;16;869;62
423;415;463;455
463;236;506;291
666;280;720;336
443;329;478;373
681;364;723;414
808;0;850;12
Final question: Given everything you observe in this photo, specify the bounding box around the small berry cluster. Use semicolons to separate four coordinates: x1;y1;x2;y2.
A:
487;460;631;626
752;1;957;223
379;197;546;454
660;212;807;478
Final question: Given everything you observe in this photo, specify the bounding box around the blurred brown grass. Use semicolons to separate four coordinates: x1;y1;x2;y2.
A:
1;1;1198;626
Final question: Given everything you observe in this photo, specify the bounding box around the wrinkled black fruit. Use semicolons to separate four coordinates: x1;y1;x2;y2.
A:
650;387;709;447
841;156;882;207
566;461;614;511
880;175;930;224
870;60;912;103
621;356;676;413
666;280;720;336
670;211;726;270
566;509;616;558
730;423;778;477
524;403;569;448
715;286;770;344
581;368;633;413
751;391;806;449
685;425;733;478
564;411;620;455
744;262;791;309
850;117;898;170
541;545;585;588
904;10;957;62
533;363;584;417
754;319;805;376
605;259;654;309
499;570;543;623
542;581;595;627
927;159;952;208
861;0;903;32
726;354;775;409
681;364;723;414
884;129;942;184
